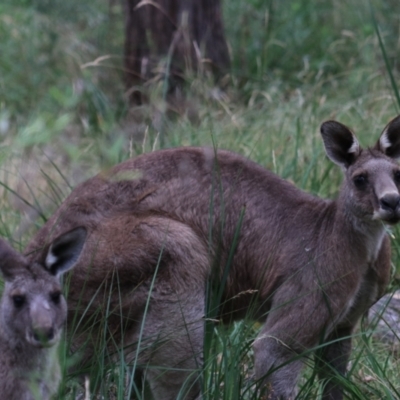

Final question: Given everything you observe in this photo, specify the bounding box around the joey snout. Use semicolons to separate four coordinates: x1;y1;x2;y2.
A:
27;303;60;347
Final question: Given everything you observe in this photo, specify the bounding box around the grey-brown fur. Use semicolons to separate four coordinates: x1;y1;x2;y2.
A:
24;116;400;399
0;228;86;400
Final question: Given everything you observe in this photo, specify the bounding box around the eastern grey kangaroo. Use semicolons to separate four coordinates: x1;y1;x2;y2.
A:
0;227;86;400
24;116;400;399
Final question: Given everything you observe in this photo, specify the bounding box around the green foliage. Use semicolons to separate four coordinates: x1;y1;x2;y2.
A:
224;0;400;96
0;0;400;399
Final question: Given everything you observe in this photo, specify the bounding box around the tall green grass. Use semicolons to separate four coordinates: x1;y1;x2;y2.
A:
0;0;400;398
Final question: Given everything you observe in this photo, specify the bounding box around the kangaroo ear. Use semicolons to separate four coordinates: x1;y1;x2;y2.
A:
320;120;360;168
45;227;87;277
375;115;400;159
0;239;26;281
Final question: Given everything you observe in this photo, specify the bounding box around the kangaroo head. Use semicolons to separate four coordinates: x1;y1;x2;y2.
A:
321;115;400;225
0;227;86;348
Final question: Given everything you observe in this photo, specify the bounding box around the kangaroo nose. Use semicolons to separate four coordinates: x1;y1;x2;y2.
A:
33;327;54;343
380;193;400;211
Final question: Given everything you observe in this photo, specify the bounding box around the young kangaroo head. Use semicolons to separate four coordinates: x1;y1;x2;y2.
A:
321;115;400;225
0;227;86;348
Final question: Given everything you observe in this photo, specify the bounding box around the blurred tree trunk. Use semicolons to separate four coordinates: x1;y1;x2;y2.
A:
123;0;230;104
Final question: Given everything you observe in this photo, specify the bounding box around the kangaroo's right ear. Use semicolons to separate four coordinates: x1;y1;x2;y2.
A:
45;227;87;277
320;121;360;169
375;115;400;159
0;239;26;281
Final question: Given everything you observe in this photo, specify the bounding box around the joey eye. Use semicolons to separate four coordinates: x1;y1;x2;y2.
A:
12;295;26;309
353;174;368;189
50;291;61;305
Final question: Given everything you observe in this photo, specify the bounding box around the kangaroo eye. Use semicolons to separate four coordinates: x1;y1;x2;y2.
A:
394;170;400;184
353;174;368;189
12;295;26;308
50;291;61;305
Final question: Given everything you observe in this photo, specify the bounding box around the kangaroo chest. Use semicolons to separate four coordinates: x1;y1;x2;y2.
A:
338;262;382;329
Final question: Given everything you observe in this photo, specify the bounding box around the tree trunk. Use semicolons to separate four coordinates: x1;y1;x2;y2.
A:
124;0;230;104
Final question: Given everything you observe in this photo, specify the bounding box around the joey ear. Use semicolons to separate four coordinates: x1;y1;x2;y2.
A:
45;227;87;277
0;239;26;281
375;115;400;159
320;120;360;168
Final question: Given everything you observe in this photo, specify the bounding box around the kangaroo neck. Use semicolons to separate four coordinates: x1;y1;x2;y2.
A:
335;190;386;263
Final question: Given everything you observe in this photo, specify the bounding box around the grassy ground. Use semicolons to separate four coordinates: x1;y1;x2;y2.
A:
1;0;400;398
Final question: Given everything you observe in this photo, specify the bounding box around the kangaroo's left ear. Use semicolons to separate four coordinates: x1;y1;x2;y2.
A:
45;227;87;277
375;115;400;159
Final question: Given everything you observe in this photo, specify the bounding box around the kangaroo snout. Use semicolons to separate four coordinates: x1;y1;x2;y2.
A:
29;326;55;347
27;301;59;347
28;312;57;347
379;192;400;211
378;192;400;224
